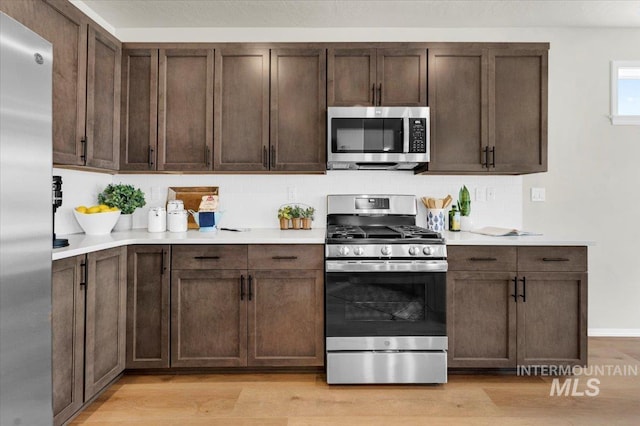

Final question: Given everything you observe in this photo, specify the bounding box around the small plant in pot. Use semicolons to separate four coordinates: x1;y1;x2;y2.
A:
301;206;315;230
458;185;472;231
277;205;292;230
290;205;303;229
98;184;146;231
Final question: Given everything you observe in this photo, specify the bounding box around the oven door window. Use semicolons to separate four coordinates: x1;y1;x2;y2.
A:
331;118;403;153
325;272;446;337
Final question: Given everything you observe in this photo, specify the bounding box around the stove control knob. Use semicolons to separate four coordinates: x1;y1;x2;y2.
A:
381;245;392;256
339;246;350;256
409;246;420;256
423;246;433;256
354;247;365;256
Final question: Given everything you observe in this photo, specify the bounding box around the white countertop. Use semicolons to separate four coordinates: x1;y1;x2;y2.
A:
442;230;594;246
52;228;592;260
53;228;326;260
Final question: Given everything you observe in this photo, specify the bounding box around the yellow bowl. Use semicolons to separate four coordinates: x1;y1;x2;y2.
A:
73;210;121;235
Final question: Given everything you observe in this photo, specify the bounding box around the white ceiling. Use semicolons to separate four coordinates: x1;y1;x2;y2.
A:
77;0;640;29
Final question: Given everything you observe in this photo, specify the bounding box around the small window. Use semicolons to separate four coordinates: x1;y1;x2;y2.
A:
611;61;640;125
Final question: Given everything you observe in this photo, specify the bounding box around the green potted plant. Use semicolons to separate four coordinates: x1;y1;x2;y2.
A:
277;205;292;230
98;183;146;231
290;205;303;229
458;185;472;231
301;206;315;230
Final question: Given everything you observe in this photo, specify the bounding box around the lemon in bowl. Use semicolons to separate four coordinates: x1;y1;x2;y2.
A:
73;205;121;235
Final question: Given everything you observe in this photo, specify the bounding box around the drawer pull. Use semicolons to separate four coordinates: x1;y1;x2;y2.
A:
272;256;298;260
468;257;497;262
519;276;527;302
248;275;253;301
194;256;220;260
542;257;570;262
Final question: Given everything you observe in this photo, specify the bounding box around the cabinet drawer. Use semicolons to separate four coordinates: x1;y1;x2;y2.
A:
172;245;247;270
517;246;587;272
248;245;323;270
447;246;516;271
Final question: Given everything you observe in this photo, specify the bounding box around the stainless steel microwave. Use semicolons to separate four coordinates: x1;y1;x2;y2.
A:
327;106;430;170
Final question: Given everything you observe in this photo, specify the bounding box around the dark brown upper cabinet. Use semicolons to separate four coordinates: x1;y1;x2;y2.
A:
328;47;427;106
119;49;158;171
213;48;270;171
85;25;121;169
427;49;488;173
426;46;548;174
158;48;214;171
1;0;121;170
489;50;548;174
213;47;326;172
270;48;327;172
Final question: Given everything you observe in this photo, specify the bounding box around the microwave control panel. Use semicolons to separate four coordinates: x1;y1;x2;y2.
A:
408;118;427;153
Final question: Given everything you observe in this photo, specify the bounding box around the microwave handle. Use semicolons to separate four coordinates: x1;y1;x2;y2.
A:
403;115;410;153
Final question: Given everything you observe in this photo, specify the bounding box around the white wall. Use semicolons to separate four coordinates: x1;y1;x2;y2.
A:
57;24;640;334
54;169;522;233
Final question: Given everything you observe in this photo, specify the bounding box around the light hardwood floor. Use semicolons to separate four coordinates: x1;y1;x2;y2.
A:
71;338;640;425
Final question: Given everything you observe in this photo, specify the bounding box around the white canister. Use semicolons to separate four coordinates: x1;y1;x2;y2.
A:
167;209;188;232
167;200;184;212
148;207;167;232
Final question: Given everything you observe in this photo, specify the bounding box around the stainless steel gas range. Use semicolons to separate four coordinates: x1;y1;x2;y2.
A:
324;194;448;384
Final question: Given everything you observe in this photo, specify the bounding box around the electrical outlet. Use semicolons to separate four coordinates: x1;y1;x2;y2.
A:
487;187;496;201
287;186;297;201
531;187;546;202
475;187;486;202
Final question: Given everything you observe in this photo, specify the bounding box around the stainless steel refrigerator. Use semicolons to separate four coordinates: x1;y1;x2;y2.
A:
0;12;53;425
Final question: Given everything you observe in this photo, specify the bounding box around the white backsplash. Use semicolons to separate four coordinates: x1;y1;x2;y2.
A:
55;168;522;235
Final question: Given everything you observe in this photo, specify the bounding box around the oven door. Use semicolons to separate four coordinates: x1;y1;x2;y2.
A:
325;260;447;340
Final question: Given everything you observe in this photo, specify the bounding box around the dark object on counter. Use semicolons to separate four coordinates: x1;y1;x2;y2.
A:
52;175;69;248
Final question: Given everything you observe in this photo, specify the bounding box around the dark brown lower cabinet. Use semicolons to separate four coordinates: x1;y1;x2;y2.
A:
171;269;248;367
170;244;324;368
126;245;170;369
52;256;85;426
84;247;127;400
248;269;324;366
447;246;587;369
52;247;126;425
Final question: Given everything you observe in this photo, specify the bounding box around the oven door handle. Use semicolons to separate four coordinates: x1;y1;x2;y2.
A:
325;260;448;273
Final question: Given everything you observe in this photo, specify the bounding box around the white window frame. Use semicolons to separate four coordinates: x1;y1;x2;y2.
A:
610;61;640;125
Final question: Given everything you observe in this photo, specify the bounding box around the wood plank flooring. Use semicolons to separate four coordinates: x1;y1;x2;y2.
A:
71;338;640;425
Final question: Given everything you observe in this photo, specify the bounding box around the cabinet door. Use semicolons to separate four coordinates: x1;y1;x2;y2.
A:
120;49;158;170
1;0;87;165
489;50;548;173
84;247;126;401
270;48;326;172
214;48;270;171
158;49;214;171
52;256;84;426
171;269;247;367
327;48;376;106
516;272;587;366
427;49;488;172
126;245;170;369
86;25;121;170
248;270;324;366
447;271;517;368
377;48;427;106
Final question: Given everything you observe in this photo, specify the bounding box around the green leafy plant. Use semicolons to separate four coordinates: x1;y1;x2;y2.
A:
277;205;292;220
290;205;303;219
458;185;471;217
302;206;315;220
98;184;146;215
